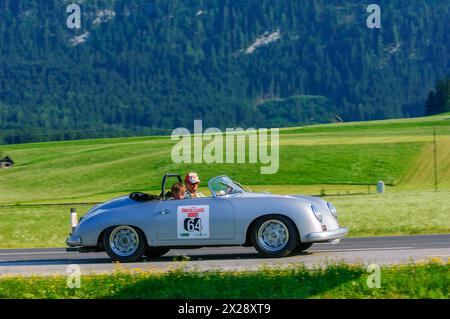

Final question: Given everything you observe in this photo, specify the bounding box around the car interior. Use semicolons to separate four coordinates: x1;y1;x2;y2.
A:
129;173;183;202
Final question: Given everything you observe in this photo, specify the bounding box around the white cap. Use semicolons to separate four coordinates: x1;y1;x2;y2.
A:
185;172;200;184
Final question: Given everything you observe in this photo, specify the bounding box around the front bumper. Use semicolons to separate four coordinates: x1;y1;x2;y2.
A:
66;235;82;247
305;227;348;242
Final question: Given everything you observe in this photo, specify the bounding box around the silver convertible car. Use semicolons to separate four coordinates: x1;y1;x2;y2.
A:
66;174;348;262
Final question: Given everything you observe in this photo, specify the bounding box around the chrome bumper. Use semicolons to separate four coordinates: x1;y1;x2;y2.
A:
305;227;348;242
66;235;82;247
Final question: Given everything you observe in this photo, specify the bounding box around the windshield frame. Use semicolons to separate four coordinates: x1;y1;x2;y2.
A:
208;175;244;198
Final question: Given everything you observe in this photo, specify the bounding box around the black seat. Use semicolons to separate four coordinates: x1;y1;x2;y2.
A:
129;192;160;202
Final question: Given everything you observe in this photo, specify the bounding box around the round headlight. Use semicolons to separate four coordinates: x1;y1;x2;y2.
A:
311;204;322;222
327;202;337;219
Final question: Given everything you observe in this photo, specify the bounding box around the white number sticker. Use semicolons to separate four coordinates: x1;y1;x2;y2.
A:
177;205;210;239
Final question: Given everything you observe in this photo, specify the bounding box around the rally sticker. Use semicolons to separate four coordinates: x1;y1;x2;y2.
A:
177;205;210;239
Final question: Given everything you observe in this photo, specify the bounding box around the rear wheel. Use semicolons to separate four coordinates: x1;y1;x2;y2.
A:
103;225;146;262
144;247;170;258
251;215;298;258
294;242;313;252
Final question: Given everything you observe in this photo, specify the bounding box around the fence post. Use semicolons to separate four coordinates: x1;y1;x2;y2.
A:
377;181;385;194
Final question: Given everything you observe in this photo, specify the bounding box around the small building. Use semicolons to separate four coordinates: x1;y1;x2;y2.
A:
0;156;14;169
331;114;344;123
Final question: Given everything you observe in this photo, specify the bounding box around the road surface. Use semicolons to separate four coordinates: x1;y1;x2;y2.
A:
0;234;448;276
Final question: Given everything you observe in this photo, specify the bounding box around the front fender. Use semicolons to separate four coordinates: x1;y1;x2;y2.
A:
231;196;340;244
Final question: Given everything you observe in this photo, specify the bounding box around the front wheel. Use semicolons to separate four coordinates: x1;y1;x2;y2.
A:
251;215;298;258
103;225;146;262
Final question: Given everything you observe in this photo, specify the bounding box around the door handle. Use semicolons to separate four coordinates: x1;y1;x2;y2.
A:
159;209;170;215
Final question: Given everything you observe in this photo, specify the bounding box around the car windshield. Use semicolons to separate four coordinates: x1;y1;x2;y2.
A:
208;176;244;197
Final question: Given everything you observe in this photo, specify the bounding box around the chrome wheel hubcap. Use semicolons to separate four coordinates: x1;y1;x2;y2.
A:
257;220;289;252
109;226;139;257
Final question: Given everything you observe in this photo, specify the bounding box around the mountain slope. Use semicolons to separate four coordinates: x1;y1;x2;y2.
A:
0;0;449;144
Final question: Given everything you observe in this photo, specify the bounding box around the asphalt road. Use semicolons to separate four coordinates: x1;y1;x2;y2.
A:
0;234;449;276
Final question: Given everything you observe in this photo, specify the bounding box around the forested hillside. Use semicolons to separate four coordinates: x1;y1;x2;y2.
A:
0;0;449;144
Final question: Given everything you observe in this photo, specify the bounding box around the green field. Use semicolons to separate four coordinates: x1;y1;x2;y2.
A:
0;113;449;248
0;261;448;299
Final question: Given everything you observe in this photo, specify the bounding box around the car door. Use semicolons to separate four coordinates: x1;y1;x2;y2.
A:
155;197;235;244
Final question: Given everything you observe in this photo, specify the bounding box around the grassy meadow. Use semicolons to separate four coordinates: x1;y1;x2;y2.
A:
0;113;449;248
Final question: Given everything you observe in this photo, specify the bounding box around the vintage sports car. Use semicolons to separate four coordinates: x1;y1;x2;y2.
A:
66;174;348;262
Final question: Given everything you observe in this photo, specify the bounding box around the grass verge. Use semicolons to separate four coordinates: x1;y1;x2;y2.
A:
327;191;450;237
0;261;448;299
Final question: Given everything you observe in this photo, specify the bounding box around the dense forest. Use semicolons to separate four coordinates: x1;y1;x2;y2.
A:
0;0;449;144
425;77;450;115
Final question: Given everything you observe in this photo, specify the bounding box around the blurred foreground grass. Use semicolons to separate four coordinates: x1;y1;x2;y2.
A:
0;260;448;299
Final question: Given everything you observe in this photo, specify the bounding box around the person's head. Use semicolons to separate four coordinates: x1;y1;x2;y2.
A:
185;172;200;194
171;183;186;200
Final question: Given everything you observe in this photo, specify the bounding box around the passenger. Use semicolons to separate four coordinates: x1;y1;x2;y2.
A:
171;183;186;200
184;172;205;198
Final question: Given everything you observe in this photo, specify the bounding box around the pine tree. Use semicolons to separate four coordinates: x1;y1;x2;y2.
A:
425;77;450;115
425;91;437;115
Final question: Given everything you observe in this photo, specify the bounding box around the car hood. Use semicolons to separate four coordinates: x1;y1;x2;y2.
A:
287;194;329;207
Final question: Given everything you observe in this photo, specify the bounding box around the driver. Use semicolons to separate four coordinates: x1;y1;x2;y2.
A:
184;172;205;198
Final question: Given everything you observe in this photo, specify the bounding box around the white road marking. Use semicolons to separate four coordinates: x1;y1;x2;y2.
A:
0;251;70;256
0;248;448;276
0;246;416;257
310;246;414;253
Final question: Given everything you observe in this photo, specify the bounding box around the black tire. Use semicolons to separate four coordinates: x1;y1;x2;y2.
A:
294;242;313;252
144;247;170;258
251;215;298;258
103;226;146;262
